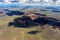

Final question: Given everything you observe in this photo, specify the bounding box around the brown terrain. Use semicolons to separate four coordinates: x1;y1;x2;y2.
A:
0;10;60;40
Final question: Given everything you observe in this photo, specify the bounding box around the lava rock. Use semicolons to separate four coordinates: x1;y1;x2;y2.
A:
28;31;40;34
6;11;24;16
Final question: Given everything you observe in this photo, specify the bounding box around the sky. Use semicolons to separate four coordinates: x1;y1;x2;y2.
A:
0;0;60;8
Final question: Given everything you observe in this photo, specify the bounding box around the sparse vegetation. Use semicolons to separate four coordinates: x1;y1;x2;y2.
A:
0;8;60;40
